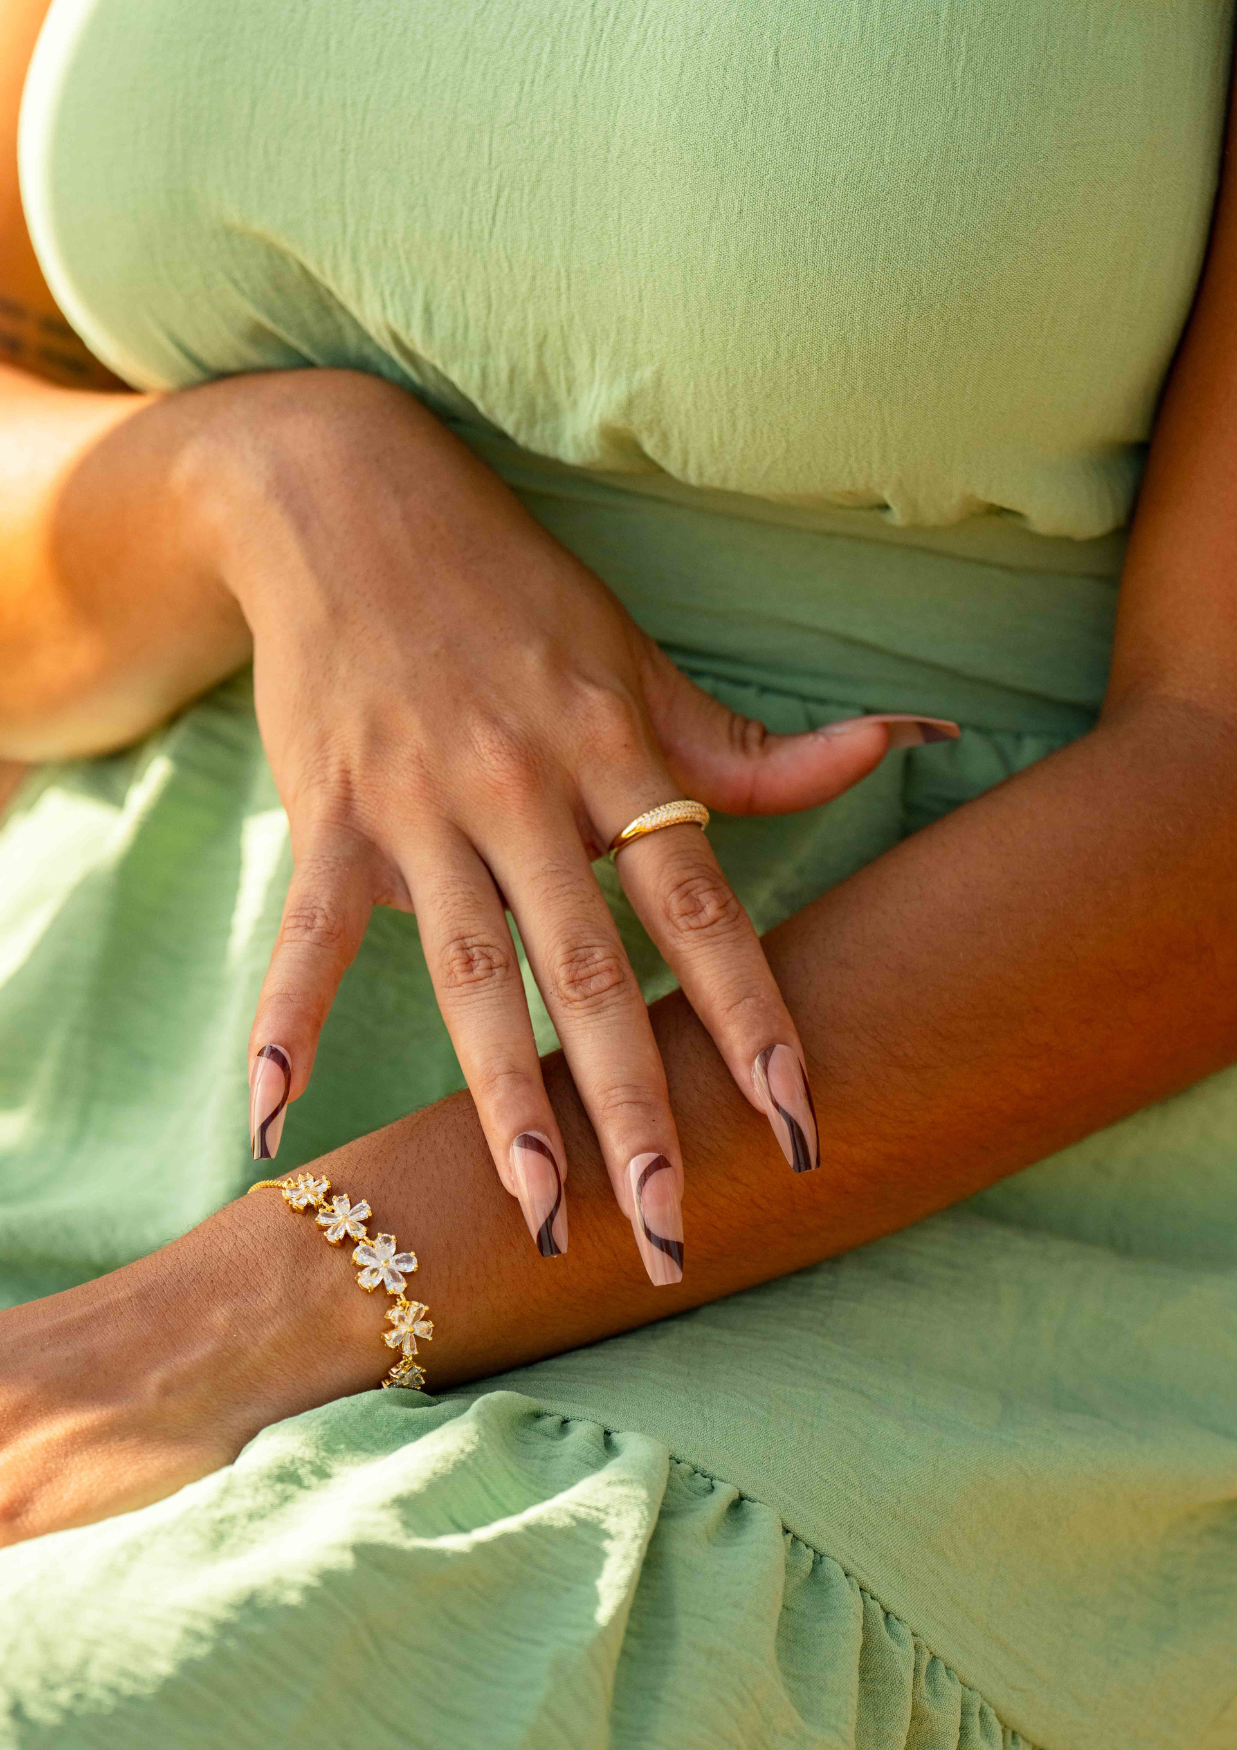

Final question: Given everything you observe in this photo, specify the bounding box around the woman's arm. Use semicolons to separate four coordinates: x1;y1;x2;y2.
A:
0;0;895;1254
5;683;1237;1541
0;3;252;752
256;63;1237;1390
0;0;146;806
9;254;1237;1539
6;18;1237;1543
0;365;254;755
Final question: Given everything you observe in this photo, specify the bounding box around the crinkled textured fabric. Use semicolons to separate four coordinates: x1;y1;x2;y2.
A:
19;0;1235;541
0;1392;1033;1750
3;645;1236;1750
4;2;1237;1746
0;1393;1042;1750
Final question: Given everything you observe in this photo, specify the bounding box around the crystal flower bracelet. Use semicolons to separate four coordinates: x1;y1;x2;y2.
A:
249;1172;433;1389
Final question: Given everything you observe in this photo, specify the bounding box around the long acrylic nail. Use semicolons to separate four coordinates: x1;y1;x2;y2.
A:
753;1045;820;1173
628;1153;684;1286
250;1044;292;1160
820;712;960;748
509;1132;568;1257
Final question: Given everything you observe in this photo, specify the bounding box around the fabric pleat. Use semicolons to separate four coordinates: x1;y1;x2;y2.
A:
0;1391;1034;1750
6;4;1237;1733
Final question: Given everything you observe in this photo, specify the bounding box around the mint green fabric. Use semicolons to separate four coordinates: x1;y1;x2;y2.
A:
5;2;1237;1748
20;0;1234;544
0;1392;1037;1750
4;521;1237;1749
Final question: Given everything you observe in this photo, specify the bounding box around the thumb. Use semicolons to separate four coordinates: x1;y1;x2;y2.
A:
642;649;959;817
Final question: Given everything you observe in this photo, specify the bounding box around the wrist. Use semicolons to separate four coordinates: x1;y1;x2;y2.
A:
178;367;443;633
189;1186;389;1431
22;1186;384;1448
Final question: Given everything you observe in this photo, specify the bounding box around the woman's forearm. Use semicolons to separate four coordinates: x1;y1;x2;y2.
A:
223;685;1225;1398
378;65;1237;1386
15;300;1237;1413
5;657;1230;1546
15;48;1237;1432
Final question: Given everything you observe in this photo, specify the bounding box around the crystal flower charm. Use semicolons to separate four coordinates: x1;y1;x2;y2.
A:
282;1172;330;1210
384;1299;434;1355
251;1169;432;1391
352;1233;418;1294
316;1193;371;1244
385;1355;426;1389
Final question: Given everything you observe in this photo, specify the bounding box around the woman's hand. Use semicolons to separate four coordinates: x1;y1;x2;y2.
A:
1;358;951;1280
188;370;954;1276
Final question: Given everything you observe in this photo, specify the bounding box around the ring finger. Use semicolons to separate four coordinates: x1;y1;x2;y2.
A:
599;780;820;1176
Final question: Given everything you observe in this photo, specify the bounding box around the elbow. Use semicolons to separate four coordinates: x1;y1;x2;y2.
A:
0;592;252;762
0;630;177;761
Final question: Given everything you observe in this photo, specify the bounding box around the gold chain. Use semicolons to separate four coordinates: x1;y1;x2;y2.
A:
249;1173;433;1390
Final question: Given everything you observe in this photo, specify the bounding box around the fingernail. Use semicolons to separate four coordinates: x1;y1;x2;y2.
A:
250;1044;292;1160
509;1132;568;1257
628;1153;684;1286
819;713;960;748
753;1045;820;1173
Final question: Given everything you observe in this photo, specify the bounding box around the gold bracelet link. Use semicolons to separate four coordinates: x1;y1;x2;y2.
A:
249;1173;433;1389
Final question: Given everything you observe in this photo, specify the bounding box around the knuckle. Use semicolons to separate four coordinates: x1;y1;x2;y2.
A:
437;930;515;996
259;983;315;1026
296;813;368;866
259;973;333;1036
278;897;354;953
471;1060;539;1107
525;858;591;914
594;1079;665;1130
659;863;744;938
576;682;644;757
729;711;768;760
551;940;630;1009
468;720;542;795
713;985;780;1038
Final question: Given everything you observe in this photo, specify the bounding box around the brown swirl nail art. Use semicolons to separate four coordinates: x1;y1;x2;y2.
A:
753;1044;819;1173
250;1044;292;1161
509;1132;568;1257
628;1153;684;1286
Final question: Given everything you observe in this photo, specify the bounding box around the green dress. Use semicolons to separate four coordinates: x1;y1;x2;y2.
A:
4;3;1236;1745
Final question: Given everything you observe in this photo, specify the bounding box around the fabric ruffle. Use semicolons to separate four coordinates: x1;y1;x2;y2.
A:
0;1389;1034;1750
3;670;1236;1748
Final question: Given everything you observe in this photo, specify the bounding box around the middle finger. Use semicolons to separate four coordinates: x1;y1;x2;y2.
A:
483;815;687;1286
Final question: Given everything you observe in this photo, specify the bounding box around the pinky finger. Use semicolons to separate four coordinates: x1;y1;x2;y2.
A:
248;829;374;1161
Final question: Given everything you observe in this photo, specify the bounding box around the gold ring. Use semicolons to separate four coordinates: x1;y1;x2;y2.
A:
608;799;710;858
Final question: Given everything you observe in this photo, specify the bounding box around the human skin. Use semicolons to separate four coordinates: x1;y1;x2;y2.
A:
1;2;919;1267
0;0;116;816
3;10;1237;1542
0;364;909;1256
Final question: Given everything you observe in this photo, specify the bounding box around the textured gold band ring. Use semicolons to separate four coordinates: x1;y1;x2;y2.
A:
608;799;710;858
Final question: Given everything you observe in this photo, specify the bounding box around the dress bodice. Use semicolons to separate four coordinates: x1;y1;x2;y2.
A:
20;0;1235;540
